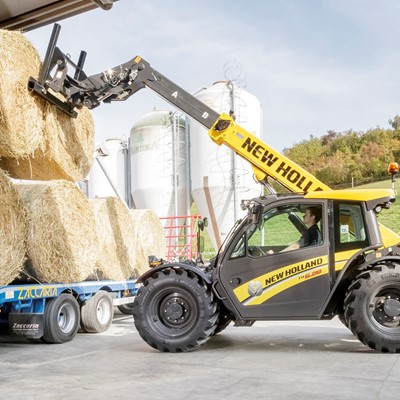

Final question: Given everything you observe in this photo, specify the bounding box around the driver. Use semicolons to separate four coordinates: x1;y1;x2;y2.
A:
282;206;322;252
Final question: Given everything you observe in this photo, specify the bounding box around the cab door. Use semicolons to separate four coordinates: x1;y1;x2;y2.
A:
218;200;332;319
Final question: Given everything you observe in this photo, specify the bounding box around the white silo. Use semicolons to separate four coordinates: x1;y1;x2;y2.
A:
130;110;188;219
87;138;127;202
190;81;262;251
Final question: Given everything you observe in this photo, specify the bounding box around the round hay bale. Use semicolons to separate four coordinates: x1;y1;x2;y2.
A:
129;209;166;276
0;29;95;181
17;181;97;283
0;169;27;285
0;105;95;181
0;29;45;157
91;198;141;280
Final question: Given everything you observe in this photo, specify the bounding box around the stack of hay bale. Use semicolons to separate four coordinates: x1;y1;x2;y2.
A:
0;30;165;286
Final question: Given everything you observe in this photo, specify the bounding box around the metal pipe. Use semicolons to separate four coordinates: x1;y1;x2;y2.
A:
94;154;127;207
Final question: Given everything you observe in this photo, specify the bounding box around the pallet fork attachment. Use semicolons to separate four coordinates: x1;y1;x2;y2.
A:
27;23;86;118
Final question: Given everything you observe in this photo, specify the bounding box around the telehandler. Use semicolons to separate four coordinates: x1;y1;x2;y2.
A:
29;24;400;353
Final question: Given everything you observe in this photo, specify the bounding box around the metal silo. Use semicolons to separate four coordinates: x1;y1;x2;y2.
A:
190;81;262;251
130;110;188;219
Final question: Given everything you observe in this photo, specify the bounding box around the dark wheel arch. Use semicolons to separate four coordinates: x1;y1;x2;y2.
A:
136;263;212;285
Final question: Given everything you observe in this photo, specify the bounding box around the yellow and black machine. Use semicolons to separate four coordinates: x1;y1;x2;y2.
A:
31;23;400;353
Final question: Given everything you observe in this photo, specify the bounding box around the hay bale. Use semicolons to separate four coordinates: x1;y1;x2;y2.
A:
91;198;142;280
0;30;45;157
0;106;95;181
0;29;95;181
17;181;97;283
129;209;166;276
0;169;27;285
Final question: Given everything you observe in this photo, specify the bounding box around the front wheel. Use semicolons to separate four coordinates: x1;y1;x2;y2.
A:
133;269;218;352
344;263;400;353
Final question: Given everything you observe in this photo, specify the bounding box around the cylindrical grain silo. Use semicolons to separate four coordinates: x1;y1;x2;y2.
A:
130;110;188;218
190;81;262;251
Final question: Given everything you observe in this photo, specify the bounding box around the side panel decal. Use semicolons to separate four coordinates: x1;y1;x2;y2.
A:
233;256;329;306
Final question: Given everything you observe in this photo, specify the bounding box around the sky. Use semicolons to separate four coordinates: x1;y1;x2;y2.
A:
25;0;400;152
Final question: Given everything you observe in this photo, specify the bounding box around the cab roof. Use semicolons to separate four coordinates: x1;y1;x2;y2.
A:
304;188;395;202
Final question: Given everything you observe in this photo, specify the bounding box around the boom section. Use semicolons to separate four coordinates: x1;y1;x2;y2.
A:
134;57;220;130
208;115;330;192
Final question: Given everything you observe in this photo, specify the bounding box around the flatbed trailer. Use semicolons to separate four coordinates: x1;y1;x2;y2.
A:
0;279;138;343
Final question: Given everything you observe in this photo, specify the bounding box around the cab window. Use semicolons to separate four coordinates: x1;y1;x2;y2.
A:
230;203;323;259
335;203;367;251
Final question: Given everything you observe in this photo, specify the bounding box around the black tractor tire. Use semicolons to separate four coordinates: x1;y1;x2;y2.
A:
344;263;400;353
213;309;232;335
133;268;218;352
117;302;134;315
42;294;80;344
80;290;114;333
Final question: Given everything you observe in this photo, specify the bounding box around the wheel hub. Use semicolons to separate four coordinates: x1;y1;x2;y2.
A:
165;301;185;320
160;295;190;325
383;298;400;318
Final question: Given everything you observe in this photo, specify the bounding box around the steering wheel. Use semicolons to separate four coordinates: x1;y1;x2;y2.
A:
248;246;266;256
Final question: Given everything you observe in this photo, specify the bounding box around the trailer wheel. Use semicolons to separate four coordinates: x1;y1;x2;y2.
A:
133;269;218;352
42;294;80;344
80;290;114;333
117;303;134;315
344;263;400;353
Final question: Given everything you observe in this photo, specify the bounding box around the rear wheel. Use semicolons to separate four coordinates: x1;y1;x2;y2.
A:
81;290;114;333
117;303;134;315
344;263;400;353
42;294;80;344
133;269;218;352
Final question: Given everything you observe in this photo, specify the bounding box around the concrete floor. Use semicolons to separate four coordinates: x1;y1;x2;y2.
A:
1;312;400;400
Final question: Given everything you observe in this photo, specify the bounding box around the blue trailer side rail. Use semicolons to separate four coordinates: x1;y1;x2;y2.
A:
0;280;139;341
0;280;139;308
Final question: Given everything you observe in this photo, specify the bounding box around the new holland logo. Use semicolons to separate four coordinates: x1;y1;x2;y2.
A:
248;280;263;297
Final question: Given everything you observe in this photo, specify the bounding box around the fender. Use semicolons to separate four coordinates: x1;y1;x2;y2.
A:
354;254;400;272
136;262;212;285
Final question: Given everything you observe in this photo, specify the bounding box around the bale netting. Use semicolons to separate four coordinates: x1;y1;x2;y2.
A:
90;198;141;280
129;209;166;276
0;29;45;158
0;169;27;285
0;29;95;181
16;181;97;283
